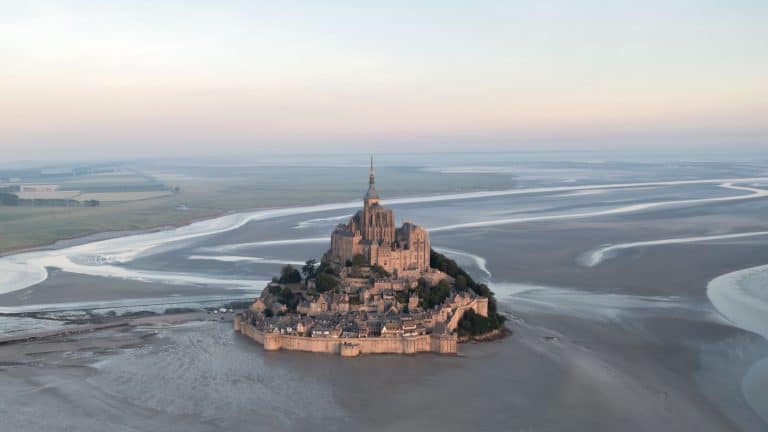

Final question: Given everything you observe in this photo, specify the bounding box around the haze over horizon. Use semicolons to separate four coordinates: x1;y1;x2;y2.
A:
1;1;766;159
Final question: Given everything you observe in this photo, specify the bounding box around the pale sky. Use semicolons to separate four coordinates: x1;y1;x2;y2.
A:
1;1;766;159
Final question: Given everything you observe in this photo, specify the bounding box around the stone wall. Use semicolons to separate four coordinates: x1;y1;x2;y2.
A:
234;314;457;356
445;297;490;332
340;343;361;357
367;225;430;275
329;231;362;264
371;279;411;292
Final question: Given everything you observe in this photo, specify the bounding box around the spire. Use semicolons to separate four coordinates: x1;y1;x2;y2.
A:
364;155;380;202
369;155;375;186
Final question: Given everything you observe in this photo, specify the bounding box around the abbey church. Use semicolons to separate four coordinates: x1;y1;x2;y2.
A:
236;157;495;356
327;158;430;278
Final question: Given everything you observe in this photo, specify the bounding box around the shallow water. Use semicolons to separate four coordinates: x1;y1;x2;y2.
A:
708;264;768;423
2;159;768;431
0;319;741;432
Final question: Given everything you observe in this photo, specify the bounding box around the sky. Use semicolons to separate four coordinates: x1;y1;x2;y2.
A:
1;0;767;159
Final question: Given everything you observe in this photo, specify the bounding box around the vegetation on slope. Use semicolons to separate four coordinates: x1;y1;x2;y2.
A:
430;249;506;336
265;253;506;337
417;278;452;309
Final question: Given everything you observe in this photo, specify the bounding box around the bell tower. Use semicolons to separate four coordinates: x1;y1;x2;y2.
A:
360;155;394;245
364;155;380;208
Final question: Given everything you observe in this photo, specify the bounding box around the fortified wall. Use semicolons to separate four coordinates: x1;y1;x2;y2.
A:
234;315;457;356
446;297;489;332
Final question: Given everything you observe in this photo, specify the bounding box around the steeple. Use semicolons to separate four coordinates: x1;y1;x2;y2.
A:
369;155;375;186
364;155;380;204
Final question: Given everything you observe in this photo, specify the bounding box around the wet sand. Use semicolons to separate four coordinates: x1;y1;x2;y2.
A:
0;314;748;432
1;162;767;431
0;270;256;307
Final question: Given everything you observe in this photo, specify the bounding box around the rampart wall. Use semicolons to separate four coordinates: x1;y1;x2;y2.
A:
445;297;490;331
234;315;457;356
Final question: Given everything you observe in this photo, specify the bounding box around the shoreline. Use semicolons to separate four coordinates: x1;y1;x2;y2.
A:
457;326;511;343
706;263;768;424
0;209;231;258
4;176;764;257
0;185;488;257
0;185;504;257
0;299;746;431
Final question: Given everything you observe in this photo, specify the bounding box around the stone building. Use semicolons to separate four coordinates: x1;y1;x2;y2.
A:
234;156;496;357
327;157;430;276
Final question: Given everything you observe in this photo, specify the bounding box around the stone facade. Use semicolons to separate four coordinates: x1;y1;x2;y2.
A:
235;157;495;357
234;314;457;356
233;293;487;357
327;157;430;276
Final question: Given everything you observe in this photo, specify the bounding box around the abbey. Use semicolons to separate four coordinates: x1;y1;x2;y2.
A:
234;157;501;357
327;157;430;277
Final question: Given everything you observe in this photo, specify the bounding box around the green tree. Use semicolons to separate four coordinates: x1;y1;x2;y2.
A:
457;309;505;337
302;259;317;280
278;286;301;312
279;265;302;284
429;249;506;331
418;278;451;309
371;265;390;278
455;275;468;291
316;272;339;293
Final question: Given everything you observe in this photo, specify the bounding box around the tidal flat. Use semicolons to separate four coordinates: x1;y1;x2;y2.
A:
1;154;768;431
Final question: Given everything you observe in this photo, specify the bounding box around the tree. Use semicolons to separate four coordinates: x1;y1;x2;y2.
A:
455;275;468;291
316;272;339;293
314;260;338;276
418;278;451;309
302;259;317;280
279;265;302;284
371;265;390;278
430;249;486;297
457;309;506;337
279;286;301;312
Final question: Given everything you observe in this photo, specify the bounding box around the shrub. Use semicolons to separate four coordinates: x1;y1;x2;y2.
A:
457;309;506;337
430;249;506;331
279;265;302;284
316;272;339;293
418;278;451;309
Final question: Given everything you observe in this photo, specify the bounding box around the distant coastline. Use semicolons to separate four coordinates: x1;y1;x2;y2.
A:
0;209;231;257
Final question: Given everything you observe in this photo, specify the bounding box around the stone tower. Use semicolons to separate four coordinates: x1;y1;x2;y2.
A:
364;155;379;207
408;292;420;311
327;156;431;276
360;156;395;245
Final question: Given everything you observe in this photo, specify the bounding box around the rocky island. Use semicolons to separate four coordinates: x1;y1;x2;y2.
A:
234;158;505;356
